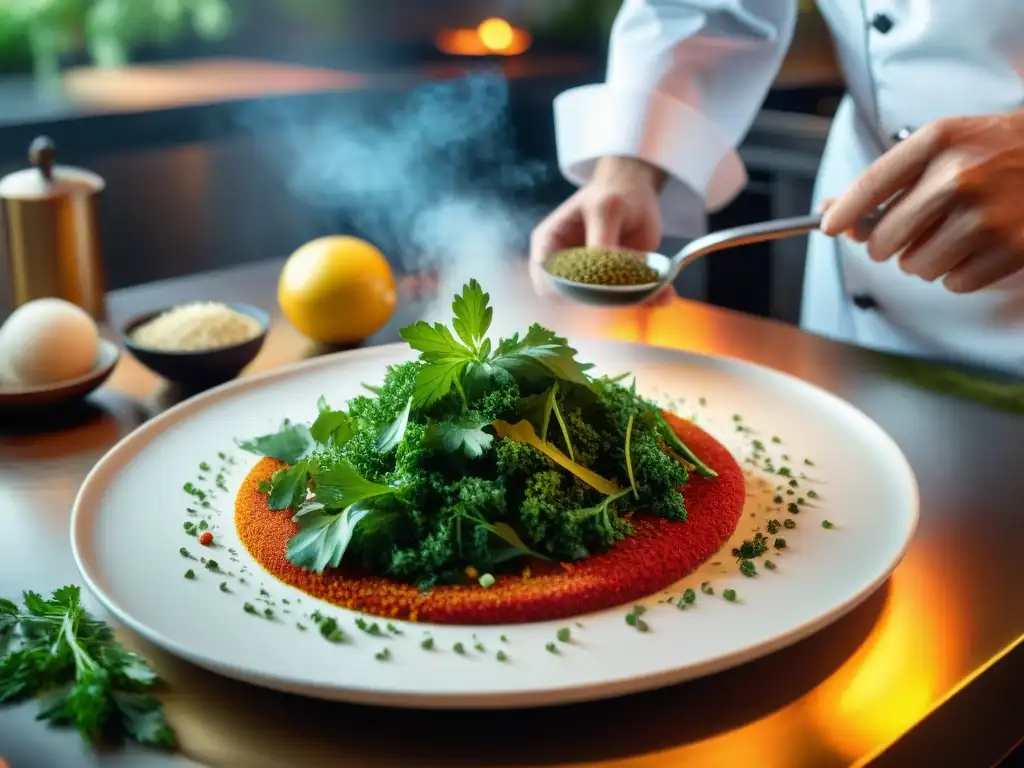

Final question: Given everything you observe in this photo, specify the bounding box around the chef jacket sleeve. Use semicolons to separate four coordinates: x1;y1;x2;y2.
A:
554;0;798;237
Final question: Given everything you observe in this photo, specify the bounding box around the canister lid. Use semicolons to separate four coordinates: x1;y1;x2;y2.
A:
0;136;105;201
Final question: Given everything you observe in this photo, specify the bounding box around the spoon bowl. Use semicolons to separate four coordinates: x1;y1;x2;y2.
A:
544;214;825;307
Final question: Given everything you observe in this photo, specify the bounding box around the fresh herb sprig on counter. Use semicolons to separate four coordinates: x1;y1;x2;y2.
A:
236;280;717;588
0;585;175;749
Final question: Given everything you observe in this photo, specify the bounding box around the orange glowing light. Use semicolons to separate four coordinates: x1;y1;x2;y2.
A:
435;19;532;57
804;548;966;763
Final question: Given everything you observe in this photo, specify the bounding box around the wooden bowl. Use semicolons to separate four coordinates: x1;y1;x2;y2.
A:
122;303;269;388
0;338;120;410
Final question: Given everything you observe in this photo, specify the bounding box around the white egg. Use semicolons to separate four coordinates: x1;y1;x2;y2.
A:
0;298;99;387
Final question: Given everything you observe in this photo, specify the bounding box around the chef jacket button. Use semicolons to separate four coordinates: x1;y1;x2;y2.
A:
871;13;895;33
852;293;879;310
892;127;913;142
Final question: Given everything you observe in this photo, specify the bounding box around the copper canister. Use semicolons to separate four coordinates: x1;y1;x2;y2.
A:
0;136;107;322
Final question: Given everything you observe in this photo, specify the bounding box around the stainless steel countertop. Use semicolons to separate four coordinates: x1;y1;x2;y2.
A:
1;259;1020;768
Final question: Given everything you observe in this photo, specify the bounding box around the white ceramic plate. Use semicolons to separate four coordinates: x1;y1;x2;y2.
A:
71;341;918;709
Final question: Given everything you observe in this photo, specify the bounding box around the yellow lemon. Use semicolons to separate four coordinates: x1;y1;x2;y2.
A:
278;236;397;343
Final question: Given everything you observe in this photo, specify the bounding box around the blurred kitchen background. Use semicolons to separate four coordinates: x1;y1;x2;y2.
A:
0;0;842;324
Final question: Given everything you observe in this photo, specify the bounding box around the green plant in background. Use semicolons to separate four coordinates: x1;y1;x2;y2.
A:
0;0;233;79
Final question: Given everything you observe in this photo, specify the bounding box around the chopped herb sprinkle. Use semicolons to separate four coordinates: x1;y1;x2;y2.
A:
244;603;257;615
739;560;757;577
184;569;196;579
478;573;496;589
804;458;815;466
319;618;346;643
386;622;402;635
701;581;714;595
788;503;800;515
204;559;219;572
421;637;435;650
474;642;486;652
198;520;209;531
774;538;788;549
496;650;508;662
374;649;391;662
500;634;509;643
822;520;835;529
767;519;781;535
788;479;799;488
556;627;571;643
784;519;796;529
807;489;819;499
773;495;783;504
263;608;273;619
179;547;194;559
681;588;696;604
545;642;558;654
723;589;737;602
454;642;466;655
764;560;777;570
218;582;230;593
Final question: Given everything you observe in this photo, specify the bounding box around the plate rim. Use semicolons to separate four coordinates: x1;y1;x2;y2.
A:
70;339;920;708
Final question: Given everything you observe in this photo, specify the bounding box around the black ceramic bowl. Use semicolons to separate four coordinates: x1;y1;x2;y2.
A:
122;302;269;388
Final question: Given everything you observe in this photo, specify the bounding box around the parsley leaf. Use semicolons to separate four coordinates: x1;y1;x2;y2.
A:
451;279;493;353
310;401;355;447
286;501;375;572
267;461;311;511
491;325;592;385
313;460;398;510
400;320;472;358
375;396;412;454
235;421;315;465
424;416;494;458
409;356;471;408
0;585;175;749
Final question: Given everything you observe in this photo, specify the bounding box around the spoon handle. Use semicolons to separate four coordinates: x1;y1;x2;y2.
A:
667;214;824;282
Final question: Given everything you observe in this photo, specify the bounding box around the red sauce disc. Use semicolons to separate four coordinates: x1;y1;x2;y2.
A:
235;413;744;624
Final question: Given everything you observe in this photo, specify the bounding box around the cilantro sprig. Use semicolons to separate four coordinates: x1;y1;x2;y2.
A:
399;280;592;408
0;586;175;749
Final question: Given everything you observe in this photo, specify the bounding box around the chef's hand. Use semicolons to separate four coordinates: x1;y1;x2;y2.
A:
529;156;675;304
821;110;1024;293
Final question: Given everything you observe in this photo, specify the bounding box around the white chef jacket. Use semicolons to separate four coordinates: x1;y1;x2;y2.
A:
553;0;1024;374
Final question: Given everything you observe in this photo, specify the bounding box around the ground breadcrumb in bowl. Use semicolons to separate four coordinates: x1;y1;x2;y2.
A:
235;413;745;625
122;302;269;389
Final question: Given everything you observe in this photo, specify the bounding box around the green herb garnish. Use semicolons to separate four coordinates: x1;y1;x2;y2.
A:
822;520;835;529
700;581;713;595
374;648;391;662
318;618;346;643
0;586;175;748
784;519;796;529
421;636;435;650
723;589;737;602
556;627;571;643
774;538;788;549
184;569;195;580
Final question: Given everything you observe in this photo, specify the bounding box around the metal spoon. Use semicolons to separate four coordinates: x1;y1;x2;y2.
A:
544;213;825;307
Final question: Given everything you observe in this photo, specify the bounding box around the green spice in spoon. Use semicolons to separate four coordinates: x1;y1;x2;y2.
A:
546;247;659;286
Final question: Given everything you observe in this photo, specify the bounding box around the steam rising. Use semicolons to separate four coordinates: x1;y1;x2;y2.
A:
237;72;553;333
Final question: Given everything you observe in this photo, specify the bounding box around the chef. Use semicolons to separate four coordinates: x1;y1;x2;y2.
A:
530;1;1024;375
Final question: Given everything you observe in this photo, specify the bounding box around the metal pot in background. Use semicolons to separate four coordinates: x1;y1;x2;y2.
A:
0;136;107;323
